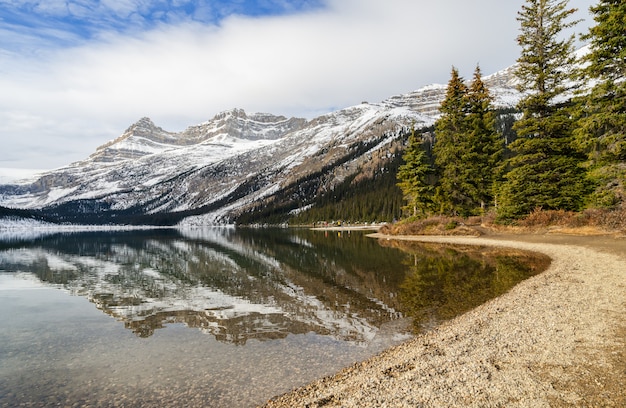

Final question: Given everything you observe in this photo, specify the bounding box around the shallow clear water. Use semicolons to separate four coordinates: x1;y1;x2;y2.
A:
0;228;547;407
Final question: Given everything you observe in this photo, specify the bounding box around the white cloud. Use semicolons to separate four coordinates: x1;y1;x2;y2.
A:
0;0;595;170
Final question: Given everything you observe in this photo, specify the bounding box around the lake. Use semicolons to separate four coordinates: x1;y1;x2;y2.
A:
0;227;549;407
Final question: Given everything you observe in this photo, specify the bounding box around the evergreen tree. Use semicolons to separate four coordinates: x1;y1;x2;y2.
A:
462;65;503;213
573;0;626;207
433;67;470;215
498;0;588;220
433;66;503;216
397;128;434;217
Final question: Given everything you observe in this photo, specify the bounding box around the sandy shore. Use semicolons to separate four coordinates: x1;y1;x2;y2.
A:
262;233;626;407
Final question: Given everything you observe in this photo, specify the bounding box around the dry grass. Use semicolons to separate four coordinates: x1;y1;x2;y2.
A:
381;207;626;237
379;215;487;236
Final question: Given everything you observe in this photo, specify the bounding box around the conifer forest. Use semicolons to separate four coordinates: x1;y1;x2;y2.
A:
393;0;625;223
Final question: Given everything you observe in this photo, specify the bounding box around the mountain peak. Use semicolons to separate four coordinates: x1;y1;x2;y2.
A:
182;108;307;142
87;117;177;163
124;117;161;135
217;108;247;119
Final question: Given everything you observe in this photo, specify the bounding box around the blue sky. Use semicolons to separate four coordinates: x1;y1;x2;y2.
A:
1;1;323;50
0;0;595;174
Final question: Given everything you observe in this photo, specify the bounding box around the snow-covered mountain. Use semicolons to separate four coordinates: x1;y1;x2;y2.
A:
0;68;521;225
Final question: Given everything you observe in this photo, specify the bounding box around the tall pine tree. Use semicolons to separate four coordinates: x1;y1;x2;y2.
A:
433;67;470;215
462;66;503;213
498;0;588;220
573;0;626;207
397;128;434;217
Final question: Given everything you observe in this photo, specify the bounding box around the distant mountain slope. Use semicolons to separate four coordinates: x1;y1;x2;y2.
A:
0;66;522;226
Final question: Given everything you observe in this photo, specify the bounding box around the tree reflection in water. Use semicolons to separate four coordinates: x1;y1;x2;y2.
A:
379;240;551;333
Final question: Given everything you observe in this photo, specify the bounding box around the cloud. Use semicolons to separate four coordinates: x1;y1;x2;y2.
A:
0;0;595;169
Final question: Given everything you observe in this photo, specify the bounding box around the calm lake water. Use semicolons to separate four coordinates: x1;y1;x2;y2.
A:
0;227;549;407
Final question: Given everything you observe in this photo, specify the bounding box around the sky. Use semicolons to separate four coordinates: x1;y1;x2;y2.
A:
0;0;596;175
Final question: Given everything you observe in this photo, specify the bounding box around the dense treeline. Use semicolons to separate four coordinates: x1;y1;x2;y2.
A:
397;0;625;222
0;205;52;223
397;66;503;218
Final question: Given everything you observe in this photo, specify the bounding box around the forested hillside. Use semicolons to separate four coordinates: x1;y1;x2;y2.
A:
290;150;405;225
235;137;409;225
273;107;515;226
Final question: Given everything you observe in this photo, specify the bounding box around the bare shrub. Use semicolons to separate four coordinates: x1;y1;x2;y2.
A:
518;209;570;227
381;216;483;236
516;207;626;233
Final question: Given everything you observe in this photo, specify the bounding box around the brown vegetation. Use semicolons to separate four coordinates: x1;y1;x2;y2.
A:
380;207;626;237
379;215;486;236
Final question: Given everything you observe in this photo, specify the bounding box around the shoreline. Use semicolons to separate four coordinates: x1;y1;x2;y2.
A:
262;233;626;407
309;225;382;232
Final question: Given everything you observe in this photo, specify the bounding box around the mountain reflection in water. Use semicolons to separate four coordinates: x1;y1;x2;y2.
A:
0;228;411;344
0;228;550;342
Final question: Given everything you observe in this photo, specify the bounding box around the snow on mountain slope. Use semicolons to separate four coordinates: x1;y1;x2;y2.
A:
0;67;522;225
91;110;307;163
0;110;306;210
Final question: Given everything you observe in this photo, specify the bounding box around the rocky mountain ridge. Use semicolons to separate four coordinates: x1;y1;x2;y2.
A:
0;65;522;225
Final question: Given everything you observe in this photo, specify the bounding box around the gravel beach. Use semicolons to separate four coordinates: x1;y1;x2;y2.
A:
262;233;626;407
